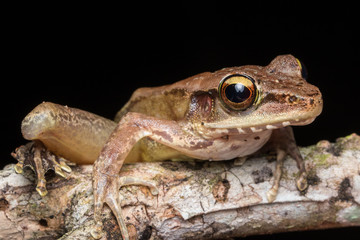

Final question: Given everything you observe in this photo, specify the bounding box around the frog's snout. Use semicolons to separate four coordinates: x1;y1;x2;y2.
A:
291;86;323;125
311;90;323;117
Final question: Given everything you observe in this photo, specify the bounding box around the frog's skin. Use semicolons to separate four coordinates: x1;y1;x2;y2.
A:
12;55;322;240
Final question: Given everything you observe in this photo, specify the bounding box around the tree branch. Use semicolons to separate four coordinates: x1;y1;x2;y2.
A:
1;134;359;239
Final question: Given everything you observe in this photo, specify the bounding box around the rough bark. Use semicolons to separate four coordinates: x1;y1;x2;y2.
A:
1;134;359;240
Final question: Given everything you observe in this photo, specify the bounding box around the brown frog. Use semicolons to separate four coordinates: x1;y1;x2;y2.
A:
12;55;323;240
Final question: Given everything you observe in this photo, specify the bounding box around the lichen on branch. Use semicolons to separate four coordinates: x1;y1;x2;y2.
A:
0;134;359;239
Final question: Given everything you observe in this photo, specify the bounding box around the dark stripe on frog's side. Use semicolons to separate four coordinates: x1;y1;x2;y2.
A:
262;92;317;107
187;91;216;120
188;139;214;150
153;130;173;143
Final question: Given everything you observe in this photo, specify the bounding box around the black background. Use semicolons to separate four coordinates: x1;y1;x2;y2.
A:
2;2;359;239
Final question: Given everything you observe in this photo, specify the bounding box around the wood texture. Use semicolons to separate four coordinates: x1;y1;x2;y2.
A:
1;134;359;239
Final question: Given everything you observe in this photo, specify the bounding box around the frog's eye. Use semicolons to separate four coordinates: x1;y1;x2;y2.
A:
296;58;308;80
218;74;257;111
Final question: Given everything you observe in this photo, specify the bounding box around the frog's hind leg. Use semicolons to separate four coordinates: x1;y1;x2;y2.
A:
12;141;72;196
20;102;117;165
14;102;117;196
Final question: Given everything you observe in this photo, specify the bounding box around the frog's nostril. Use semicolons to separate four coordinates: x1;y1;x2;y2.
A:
287;95;299;104
309;98;315;106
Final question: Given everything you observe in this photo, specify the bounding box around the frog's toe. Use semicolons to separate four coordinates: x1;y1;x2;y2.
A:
12;144;30;174
234;156;247;166
11;141;74;196
105;193;130;240
119;176;159;195
14;162;25;174
266;186;278;203
36;178;48;196
44;150;72;175
93;173;131;240
296;171;308;191
91;197;105;239
90;222;104;239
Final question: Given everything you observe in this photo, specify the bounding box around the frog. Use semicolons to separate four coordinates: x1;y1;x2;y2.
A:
12;55;323;240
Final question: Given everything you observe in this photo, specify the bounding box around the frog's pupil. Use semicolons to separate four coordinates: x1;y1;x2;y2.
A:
225;83;250;103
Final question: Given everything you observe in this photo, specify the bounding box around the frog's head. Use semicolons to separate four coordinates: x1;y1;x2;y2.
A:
202;55;323;132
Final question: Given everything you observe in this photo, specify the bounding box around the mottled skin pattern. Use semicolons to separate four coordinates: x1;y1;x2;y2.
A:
13;55;322;240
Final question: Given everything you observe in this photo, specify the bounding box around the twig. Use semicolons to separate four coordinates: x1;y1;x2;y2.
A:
1;134;359;239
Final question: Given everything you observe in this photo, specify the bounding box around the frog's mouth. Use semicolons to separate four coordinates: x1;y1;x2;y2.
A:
204;116;317;133
204;102;322;133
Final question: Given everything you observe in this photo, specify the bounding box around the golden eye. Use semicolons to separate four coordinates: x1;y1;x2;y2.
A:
218;74;257;111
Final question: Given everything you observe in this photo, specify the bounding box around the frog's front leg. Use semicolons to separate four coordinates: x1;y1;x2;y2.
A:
92;112;205;240
264;126;307;202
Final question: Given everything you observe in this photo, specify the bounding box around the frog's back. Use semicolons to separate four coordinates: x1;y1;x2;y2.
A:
114;86;191;122
114;72;213;122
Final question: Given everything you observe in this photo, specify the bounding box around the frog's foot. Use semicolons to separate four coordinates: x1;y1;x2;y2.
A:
266;147;308;202
265;127;308;202
11;141;73;196
92;173;159;240
92;172;129;240
287;141;308;193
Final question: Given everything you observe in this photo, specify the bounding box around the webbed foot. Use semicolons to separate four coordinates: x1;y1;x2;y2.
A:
11;141;73;196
